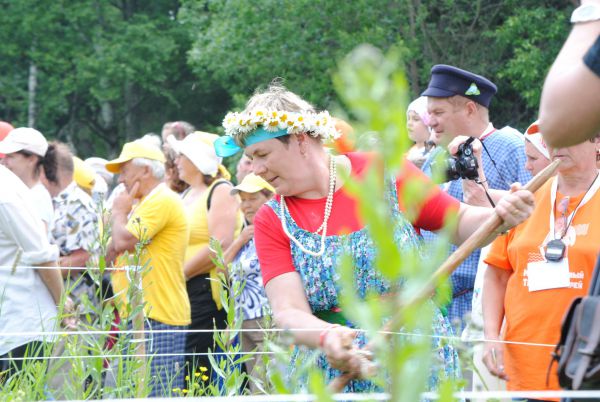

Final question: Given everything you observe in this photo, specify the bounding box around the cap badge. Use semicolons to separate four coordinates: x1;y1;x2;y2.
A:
465;83;480;96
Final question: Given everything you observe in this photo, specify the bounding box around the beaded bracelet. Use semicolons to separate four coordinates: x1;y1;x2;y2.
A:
319;324;341;349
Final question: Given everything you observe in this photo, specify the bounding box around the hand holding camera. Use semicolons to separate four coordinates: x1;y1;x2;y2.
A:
447;135;502;208
446;136;483;181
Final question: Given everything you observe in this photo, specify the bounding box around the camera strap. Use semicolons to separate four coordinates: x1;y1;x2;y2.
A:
479;183;497;208
460;134;499;207
479;137;511;189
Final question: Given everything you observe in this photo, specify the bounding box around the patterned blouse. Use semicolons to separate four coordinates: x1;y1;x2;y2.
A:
50;181;98;256
230;239;270;321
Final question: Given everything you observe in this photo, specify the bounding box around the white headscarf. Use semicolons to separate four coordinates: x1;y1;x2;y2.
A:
407;96;431;126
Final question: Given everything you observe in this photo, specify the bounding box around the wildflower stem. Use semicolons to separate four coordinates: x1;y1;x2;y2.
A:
131;264;147;398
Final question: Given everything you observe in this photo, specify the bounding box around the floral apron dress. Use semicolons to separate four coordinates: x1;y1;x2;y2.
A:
266;176;461;393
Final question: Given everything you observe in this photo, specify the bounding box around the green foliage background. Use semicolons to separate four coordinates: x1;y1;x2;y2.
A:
0;0;574;159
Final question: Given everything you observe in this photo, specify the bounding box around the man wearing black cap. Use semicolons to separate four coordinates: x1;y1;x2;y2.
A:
422;64;532;330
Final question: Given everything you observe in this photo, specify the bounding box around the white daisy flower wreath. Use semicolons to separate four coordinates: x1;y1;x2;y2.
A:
222;109;341;142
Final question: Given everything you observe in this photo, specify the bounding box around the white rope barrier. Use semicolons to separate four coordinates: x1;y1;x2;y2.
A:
0;329;557;363
0;265;119;271
0;328;286;337
52;390;600;401
65;394;392;402
0;351;276;362
0;328;556;348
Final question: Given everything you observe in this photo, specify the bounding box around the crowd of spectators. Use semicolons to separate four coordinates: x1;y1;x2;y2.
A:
0;5;599;399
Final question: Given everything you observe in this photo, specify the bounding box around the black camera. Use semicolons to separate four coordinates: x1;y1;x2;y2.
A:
446;137;479;180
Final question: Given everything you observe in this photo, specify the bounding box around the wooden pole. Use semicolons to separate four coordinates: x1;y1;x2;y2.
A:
328;159;560;392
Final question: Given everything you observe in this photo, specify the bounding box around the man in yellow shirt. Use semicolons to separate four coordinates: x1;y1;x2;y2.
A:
106;139;190;397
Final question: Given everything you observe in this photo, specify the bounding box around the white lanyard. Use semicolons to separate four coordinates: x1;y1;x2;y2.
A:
549;172;600;238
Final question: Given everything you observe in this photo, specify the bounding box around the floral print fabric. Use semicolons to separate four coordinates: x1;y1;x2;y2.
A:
231;239;271;321
50;181;98;256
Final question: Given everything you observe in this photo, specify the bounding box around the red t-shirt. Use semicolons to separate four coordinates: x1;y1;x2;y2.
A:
254;152;460;285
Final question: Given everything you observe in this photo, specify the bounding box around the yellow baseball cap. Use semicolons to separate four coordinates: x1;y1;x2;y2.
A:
73;156;96;191
105;140;166;173
230;173;275;195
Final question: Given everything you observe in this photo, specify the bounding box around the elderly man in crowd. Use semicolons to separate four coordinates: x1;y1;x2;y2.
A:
0;164;66;376
106;139;190;397
421;65;532;329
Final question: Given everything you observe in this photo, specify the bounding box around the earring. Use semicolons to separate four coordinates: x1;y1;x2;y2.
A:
297;134;308;157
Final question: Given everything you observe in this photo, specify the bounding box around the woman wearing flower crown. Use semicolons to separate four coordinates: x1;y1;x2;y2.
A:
214;82;535;393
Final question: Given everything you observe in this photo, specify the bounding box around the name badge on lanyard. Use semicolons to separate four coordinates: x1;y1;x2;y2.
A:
526;173;600;292
527;259;570;292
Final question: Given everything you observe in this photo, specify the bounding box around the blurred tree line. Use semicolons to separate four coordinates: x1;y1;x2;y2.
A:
0;0;575;158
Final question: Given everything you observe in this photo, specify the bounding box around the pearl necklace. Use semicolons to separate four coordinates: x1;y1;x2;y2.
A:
280;154;337;257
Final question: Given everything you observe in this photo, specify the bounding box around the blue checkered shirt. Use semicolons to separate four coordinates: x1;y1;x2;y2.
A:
428;126;531;329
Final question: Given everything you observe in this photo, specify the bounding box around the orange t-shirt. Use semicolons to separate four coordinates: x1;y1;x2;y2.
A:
485;176;600;394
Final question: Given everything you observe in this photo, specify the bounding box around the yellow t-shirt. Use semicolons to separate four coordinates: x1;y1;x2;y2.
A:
112;183;191;326
183;179;242;310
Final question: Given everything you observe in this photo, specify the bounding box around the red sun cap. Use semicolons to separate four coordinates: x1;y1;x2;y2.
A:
0;121;15;158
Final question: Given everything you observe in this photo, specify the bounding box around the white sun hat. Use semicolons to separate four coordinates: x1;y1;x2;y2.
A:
0;127;48;156
167;132;222;176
